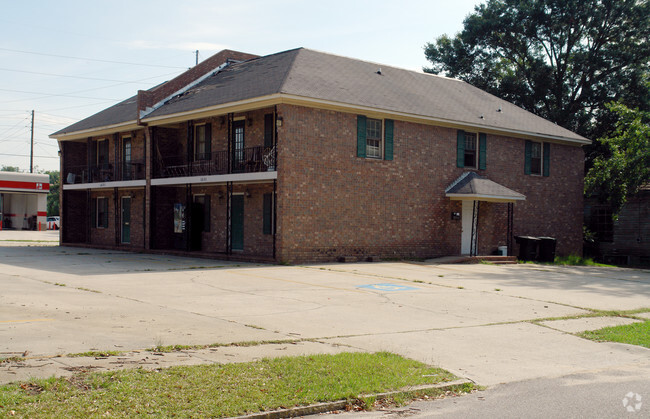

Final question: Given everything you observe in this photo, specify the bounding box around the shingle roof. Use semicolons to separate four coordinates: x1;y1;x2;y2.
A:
445;172;526;202
51;95;138;136
52;48;589;144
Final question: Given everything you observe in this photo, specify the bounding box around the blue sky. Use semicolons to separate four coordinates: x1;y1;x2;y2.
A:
0;0;481;172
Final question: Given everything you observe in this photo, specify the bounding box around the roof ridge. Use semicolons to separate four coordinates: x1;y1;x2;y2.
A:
277;48;304;94
298;47;462;82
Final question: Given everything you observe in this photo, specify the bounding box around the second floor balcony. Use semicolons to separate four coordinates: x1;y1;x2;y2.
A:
64;159;145;184
154;145;276;179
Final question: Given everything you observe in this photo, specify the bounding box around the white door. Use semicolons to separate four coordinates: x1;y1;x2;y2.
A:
461;200;474;255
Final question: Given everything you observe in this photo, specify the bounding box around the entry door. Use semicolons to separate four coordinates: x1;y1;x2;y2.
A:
121;197;131;244
461;200;474;255
231;194;244;251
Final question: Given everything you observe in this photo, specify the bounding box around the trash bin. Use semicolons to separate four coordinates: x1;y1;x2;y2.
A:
514;236;540;261
537;237;557;262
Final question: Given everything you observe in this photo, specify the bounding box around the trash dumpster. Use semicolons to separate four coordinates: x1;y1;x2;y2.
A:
514;236;540;261
537;237;557;262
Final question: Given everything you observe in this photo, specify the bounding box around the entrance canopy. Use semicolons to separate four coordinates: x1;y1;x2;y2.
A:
445;172;525;203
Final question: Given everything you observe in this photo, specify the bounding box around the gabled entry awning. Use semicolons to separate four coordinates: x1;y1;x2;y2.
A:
445;172;526;202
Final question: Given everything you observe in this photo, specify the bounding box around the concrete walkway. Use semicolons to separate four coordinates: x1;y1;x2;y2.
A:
1;233;649;388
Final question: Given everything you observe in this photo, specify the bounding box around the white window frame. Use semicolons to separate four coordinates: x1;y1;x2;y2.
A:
530;141;543;176
194;123;208;161
464;132;478;169
365;118;383;159
96;196;108;229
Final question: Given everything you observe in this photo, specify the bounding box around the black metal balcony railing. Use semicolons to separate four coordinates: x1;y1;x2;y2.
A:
63;159;145;184
155;146;276;179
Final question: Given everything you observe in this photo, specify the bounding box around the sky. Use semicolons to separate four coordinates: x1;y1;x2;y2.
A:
0;0;482;172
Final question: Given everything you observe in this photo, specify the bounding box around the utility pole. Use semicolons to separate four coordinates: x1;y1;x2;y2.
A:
29;110;34;173
195;50;199;66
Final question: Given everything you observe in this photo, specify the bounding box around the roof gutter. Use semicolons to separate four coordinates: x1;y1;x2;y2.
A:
50;94;590;147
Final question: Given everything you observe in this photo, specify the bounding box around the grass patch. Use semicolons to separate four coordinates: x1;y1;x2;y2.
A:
148;339;302;353
579;320;650;348
553;255;615;267
520;255;616;267
532;308;650;324
0;352;469;417
68;351;122;358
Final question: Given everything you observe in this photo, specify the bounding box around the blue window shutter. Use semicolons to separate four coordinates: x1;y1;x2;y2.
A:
456;130;465;168
357;116;367;158
478;134;480;170
524;140;532;175
384;119;394;161
543;142;550;177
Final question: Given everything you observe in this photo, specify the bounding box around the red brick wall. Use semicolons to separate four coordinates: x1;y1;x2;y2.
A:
275;104;584;263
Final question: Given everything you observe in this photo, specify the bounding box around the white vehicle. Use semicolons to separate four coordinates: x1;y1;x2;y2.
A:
47;216;60;230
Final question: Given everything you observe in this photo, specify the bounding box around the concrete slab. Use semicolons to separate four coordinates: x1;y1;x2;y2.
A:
0;341;356;384
313;262;650;311
540;317;643;333
330;322;650;386
1;238;649;389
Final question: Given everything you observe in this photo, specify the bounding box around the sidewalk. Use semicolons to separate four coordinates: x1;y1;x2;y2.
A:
1;341;355;385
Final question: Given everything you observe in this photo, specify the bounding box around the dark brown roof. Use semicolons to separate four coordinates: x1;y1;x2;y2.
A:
52;48;589;144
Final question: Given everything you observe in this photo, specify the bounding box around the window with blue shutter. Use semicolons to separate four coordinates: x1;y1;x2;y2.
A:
524;140;532;175
357;116;367;158
357;116;393;161
543;142;550;177
457;130;465;168
525;140;548;176
478;133;486;170
384;119;394;161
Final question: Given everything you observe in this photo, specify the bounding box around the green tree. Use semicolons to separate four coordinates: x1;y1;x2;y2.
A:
585;103;650;215
45;170;60;216
1;165;21;172
424;0;650;139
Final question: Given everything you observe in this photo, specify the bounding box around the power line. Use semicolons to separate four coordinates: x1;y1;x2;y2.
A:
0;67;153;83
0;88;120;101
0;47;188;69
0;152;59;159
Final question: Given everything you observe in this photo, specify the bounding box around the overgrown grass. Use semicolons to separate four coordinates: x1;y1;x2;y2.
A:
0;352;470;417
553;255;615;267
520;255;616;267
579;320;650;348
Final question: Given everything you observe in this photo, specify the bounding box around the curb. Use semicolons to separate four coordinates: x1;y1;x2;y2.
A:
232;378;473;419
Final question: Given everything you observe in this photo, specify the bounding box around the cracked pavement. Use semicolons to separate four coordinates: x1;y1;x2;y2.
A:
1;232;649;388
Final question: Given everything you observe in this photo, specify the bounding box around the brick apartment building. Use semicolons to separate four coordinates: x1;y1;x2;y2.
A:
51;48;589;263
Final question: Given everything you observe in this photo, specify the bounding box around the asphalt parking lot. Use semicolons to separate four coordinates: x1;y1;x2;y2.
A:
1;231;649;389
